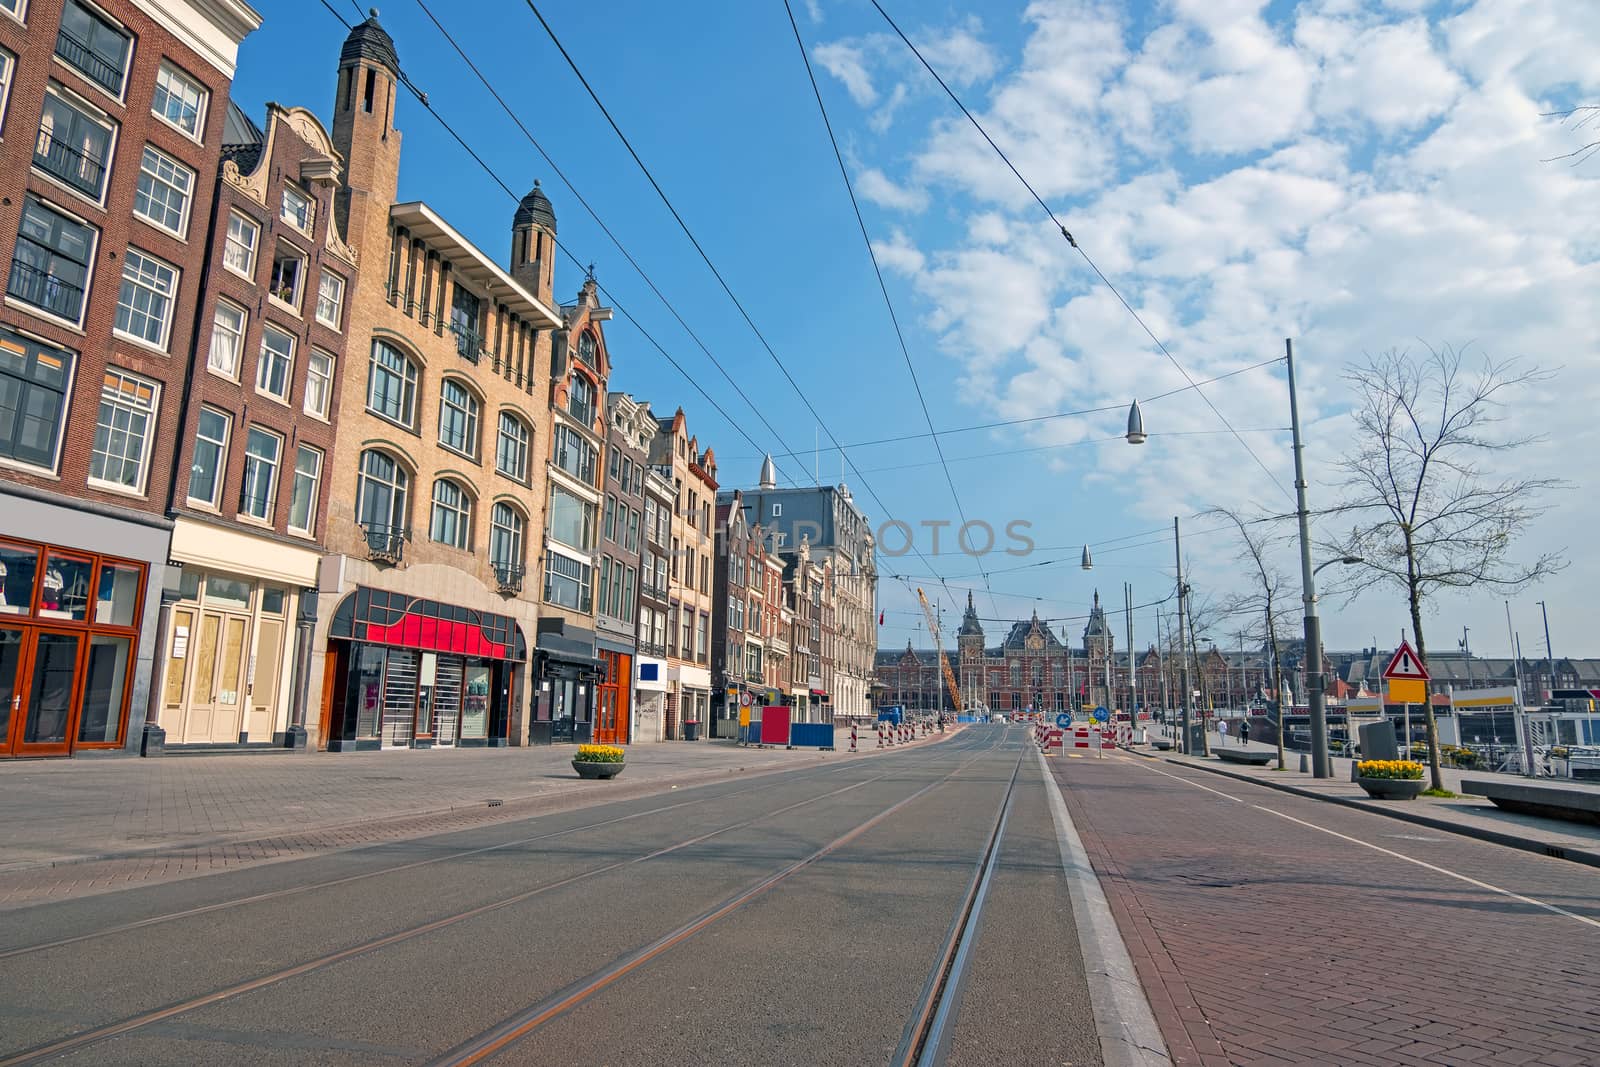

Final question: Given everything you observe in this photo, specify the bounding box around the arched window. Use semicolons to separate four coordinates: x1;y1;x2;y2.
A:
430;478;471;549
438;379;480;457
495;412;530;482
356;449;409;534
490;502;524;567
367;340;418;428
576;331;597;367
568;372;594;425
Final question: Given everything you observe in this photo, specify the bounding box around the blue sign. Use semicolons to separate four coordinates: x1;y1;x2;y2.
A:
1092;705;1110;723
1055;712;1072;727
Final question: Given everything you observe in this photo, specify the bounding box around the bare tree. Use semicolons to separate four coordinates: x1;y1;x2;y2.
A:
1326;345;1566;791
1543;106;1600;166
1209;507;1298;769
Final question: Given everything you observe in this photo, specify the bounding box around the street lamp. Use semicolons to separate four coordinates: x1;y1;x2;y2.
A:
1126;399;1147;444
1081;545;1093;570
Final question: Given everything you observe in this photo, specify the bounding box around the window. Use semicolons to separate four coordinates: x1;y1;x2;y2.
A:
281;185;312;232
356;449;409;534
304;349;334;419
315;271;344;329
548;486;595;552
367;340;418;428
89;369;157;491
622;565;636;620
568;373;595;425
133;145;193;235
496;413;529;482
0;329;72;469
239;426;281;521
0;49;12;136
553;424;597;485
603;495;616;543
203;299;245;380
576;331;597;367
114;248;178;348
269;245;305;309
288;445;321;535
544;551;591;612
256;325;294;402
626;508;640;553
598;556;611;616
187;406;229;507
438;379;479;458
152;62;206;138
450;285;481;360
696;613;709;663
223;212;257;277
429;479;471;549
11;195;95;323
491;503;524;568
34;85;112;200
56;0;130;96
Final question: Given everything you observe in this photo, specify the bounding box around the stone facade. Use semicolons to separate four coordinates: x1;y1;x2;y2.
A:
649;408;715;739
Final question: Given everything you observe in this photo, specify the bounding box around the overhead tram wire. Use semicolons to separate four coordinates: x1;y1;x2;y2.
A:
516;1;967;609
411;0;806;487
781;0;1000;618
871;0;1293;505
313;2;794;476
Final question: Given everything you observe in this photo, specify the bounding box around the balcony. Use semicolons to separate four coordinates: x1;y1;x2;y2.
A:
7;260;83;321
55;28;124;94
492;561;524;596
450;321;483;363
361;522;408;566
638;641;667;659
34;133;106;198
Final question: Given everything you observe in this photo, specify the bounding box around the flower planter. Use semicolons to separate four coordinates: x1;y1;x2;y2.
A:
1357;776;1424;800
572;759;624;780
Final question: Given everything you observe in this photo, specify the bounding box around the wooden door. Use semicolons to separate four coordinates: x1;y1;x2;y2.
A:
0;626;26;756
12;627;83;756
248;617;283;742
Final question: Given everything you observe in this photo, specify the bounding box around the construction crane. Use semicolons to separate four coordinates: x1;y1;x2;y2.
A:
917;588;964;716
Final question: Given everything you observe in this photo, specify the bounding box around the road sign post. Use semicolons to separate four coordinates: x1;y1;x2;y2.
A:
1383;640;1431;761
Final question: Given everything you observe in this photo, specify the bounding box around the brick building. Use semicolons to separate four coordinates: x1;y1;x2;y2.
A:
0;0;260;758
633;439;671;741
649;408;715;739
151;100;356;750
311;13;561;751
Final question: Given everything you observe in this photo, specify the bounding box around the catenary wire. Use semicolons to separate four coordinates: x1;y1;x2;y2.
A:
870;0;1293;504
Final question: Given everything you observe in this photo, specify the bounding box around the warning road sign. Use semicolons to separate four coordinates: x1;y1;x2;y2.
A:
1382;639;1430;681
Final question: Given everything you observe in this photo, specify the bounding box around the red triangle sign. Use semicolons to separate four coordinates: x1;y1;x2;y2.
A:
1382;639;1430;681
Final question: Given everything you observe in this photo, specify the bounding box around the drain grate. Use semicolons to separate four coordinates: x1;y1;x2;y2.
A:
485;799;503;808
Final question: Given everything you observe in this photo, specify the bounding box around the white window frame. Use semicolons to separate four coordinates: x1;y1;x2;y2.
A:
429;478;472;550
239;425;282;522
113;247;178;350
207;298;246;380
287;444;322;536
88;367;158;494
186;405;230;508
132;143;193;237
315;270;344;330
490;502;525;569
366;340;418;430
256;323;294;403
223;211;258;278
0;48;15;137
0;1;24;27
151;60;207;141
268;243;306;312
304;348;334;420
280;184;312;234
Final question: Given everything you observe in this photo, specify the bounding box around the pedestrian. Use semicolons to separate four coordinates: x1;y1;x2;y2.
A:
1218;719;1229;746
1240;719;1251;746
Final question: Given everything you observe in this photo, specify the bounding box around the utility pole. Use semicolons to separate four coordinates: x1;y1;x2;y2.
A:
1174;516;1193;754
1286;338;1332;778
1538;600;1556;702
1125;583;1137;726
1507;601;1535;778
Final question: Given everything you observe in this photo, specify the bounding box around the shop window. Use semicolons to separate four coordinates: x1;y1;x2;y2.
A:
78;633;129;743
94;562;139;626
204;574;251;610
38;553;93;620
460;664;491;740
260;587;286;614
0;541;38;614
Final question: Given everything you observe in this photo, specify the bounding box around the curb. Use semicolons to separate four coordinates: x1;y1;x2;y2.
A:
1037;749;1172;1067
1160;755;1600;870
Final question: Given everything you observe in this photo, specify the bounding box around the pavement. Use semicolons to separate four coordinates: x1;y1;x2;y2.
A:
0;726;959;908
1051;747;1600;1067
1163;729;1600;867
0;725;1109;1066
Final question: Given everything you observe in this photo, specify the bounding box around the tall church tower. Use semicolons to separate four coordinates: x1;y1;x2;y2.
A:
510;180;557;308
958;591;985;712
331;9;402;261
1083;590;1114;709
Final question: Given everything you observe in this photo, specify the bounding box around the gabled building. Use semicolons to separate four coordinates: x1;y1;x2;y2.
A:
650;408;716;739
594;378;648;745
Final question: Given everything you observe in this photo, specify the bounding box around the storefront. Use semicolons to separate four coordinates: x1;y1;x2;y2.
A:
634;656;666;742
529;619;602;746
595;642;632;745
0;534;150;757
320;587;523;750
670;664;711;741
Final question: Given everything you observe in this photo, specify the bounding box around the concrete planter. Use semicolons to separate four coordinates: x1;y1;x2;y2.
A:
1356;776;1424;800
572;759;625;780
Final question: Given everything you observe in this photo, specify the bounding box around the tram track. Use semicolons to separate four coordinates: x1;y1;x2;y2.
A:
0;732;998;1066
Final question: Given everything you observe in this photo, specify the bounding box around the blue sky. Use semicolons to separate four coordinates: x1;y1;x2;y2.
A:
237;0;1599;660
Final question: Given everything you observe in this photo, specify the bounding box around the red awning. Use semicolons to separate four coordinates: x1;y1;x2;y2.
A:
362;614;510;659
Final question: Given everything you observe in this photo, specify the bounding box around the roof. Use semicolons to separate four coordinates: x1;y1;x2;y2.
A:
389;202;561;328
341;9;399;76
514;181;556;233
220;99;265;172
958;591;983;637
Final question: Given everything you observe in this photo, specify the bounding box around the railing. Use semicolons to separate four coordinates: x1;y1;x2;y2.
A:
492;561;524;595
639;641;667;659
360;522;409;565
7;259;83;320
640;581;667;602
55;28;124;94
450;321;483;363
34;132;105;197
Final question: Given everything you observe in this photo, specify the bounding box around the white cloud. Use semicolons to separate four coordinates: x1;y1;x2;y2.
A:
1308;18;1462;131
858;167;928;212
814;41;877;106
871;230;927;275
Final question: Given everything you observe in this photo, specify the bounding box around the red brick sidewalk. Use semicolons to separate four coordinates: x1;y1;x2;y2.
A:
1052;753;1600;1067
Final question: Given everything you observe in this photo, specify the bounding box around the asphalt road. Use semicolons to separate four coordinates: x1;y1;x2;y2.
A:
0;726;1104;1066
